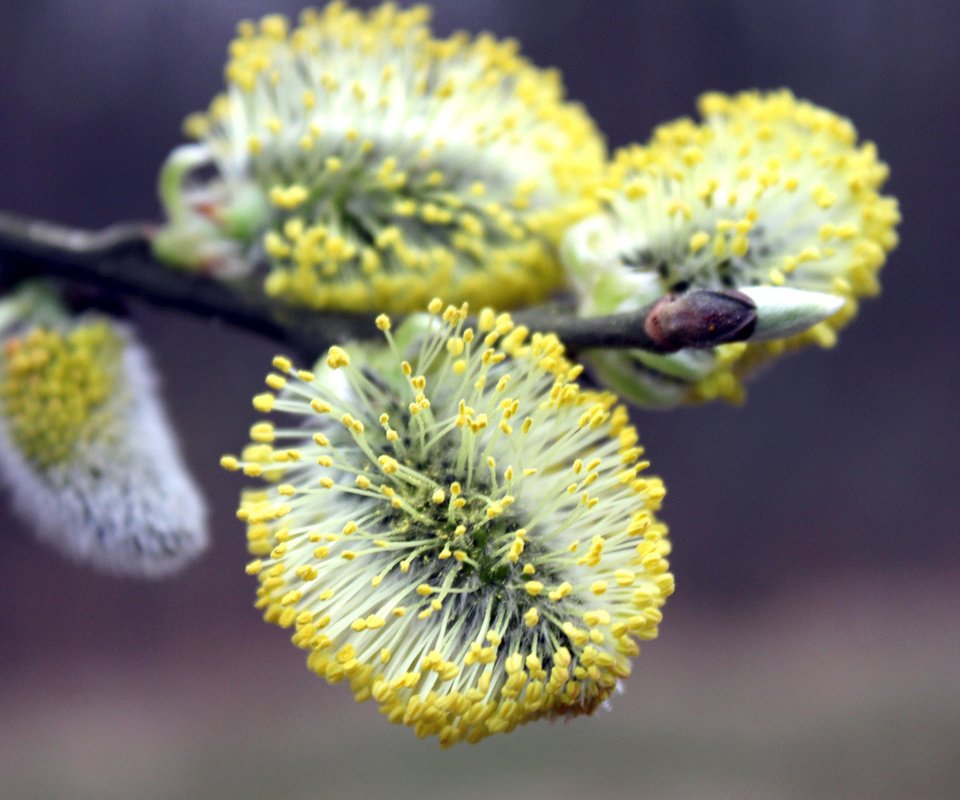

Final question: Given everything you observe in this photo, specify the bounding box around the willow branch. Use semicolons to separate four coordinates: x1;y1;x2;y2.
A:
0;210;757;359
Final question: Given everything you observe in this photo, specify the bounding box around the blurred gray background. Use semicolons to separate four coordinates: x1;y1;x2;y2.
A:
1;1;958;798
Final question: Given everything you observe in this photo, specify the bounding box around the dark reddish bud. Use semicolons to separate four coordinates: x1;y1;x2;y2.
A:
643;289;757;352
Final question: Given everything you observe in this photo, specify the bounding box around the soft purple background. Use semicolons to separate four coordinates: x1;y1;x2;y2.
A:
1;2;957;798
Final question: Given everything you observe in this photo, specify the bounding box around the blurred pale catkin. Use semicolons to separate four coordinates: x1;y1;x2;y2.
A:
564;89;900;407
157;2;604;312
0;319;208;577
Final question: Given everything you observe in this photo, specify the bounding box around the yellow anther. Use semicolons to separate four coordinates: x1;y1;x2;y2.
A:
272;355;293;372
252;393;275;412
378;455;399;474
326;346;350;369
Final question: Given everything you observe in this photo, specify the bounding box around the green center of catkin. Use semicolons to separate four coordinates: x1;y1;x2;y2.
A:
618;222;777;294
401;485;523;587
0;323;121;467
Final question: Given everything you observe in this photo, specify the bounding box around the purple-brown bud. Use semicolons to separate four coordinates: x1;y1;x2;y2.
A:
643;290;757;352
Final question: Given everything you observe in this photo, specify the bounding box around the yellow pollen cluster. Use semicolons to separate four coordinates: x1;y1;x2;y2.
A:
0;323;121;467
571;89;900;406
185;1;605;312
224;299;672;745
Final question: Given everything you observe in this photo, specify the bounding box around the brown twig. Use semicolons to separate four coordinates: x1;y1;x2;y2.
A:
0;210;757;360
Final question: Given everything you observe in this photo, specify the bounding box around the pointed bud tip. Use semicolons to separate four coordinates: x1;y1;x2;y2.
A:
740;286;846;342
